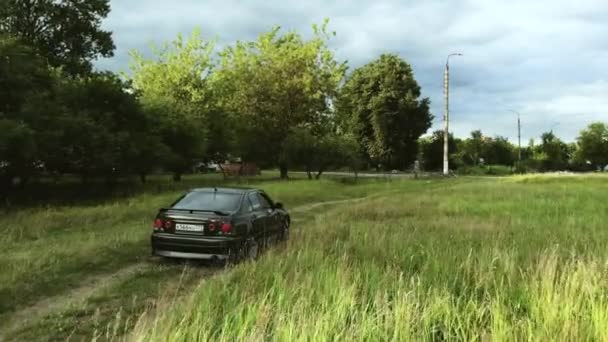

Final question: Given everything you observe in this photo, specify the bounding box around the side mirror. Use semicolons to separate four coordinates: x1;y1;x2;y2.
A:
274;202;284;210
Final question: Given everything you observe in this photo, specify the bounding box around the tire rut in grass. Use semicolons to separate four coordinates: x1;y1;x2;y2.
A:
0;262;148;340
289;197;368;214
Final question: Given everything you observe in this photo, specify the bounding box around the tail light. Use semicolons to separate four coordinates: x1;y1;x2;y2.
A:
221;223;232;233
153;218;173;231
208;223;216;232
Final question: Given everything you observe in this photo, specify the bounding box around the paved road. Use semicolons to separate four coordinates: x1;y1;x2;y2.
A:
292;171;416;178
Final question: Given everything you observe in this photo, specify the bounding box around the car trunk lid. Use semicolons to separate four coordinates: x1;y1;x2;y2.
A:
158;208;229;236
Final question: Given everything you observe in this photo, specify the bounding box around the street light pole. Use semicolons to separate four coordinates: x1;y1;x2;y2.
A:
509;110;522;164
443;53;462;176
518;114;521;162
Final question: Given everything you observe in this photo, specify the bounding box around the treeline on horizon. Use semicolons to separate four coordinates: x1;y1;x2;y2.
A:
1;0;607;194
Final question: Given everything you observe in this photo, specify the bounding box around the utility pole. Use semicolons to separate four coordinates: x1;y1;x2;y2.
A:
443;53;462;176
509;110;522;165
517;113;521;163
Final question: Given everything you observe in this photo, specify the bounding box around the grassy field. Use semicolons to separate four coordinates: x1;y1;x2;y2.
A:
2;173;608;340
0;173;402;341
130;174;608;341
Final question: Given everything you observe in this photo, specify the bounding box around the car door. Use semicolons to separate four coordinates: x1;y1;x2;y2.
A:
257;192;280;236
246;192;267;240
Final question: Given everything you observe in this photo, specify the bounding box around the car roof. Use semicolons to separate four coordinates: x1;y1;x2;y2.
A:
189;187;259;194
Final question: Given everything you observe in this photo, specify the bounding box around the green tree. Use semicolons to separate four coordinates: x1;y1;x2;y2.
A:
121;108;171;184
281;127;318;179
575;122;608;170
41;73;156;182
460;130;485;165
1;32;166;188
127;29;214;181
338;133;366;177
337;54;432;170
282;128;362;179
537;131;569;171
0;119;37;189
0;0;114;75
420;131;458;171
0;36;53;117
215;20;347;178
483;136;515;166
0;36;54;188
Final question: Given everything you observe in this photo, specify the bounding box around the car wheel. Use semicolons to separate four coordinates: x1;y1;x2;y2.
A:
227;242;246;265
280;220;290;241
246;238;259;260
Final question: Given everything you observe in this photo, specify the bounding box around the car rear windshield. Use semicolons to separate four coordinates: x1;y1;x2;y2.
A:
172;192;242;212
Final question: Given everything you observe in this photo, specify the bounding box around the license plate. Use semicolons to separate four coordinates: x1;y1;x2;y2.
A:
175;223;204;232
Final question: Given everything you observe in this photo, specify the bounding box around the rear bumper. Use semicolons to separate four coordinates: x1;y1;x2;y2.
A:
154;250;228;260
151;233;242;260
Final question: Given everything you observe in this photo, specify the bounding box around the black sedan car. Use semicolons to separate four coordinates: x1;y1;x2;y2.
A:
151;187;290;263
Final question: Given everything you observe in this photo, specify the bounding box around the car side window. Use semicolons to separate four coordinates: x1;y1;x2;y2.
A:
243;195;253;212
248;192;261;210
257;193;272;209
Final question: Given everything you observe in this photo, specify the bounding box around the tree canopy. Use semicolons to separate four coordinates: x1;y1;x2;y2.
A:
337;54;432;170
126;30;215;180
576;122;608;169
214;20;347;178
0;0;114;75
420;130;458;171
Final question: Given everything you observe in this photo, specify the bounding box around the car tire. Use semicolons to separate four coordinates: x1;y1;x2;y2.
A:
246;238;259;260
279;220;290;241
227;242;246;265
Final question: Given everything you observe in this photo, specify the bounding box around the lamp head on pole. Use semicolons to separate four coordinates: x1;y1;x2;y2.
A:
508;109;520;118
447;52;463;65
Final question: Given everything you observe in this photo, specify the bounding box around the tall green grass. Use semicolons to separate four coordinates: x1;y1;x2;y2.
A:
131;175;608;341
0;175;406;340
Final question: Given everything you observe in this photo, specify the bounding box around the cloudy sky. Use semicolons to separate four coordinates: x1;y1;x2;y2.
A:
96;0;608;142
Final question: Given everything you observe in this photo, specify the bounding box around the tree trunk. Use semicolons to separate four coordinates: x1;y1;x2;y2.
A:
18;176;29;189
173;173;182;182
140;173;147;184
217;162;227;180
236;163;245;183
279;163;288;179
315;168;325;180
306;165;312;180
